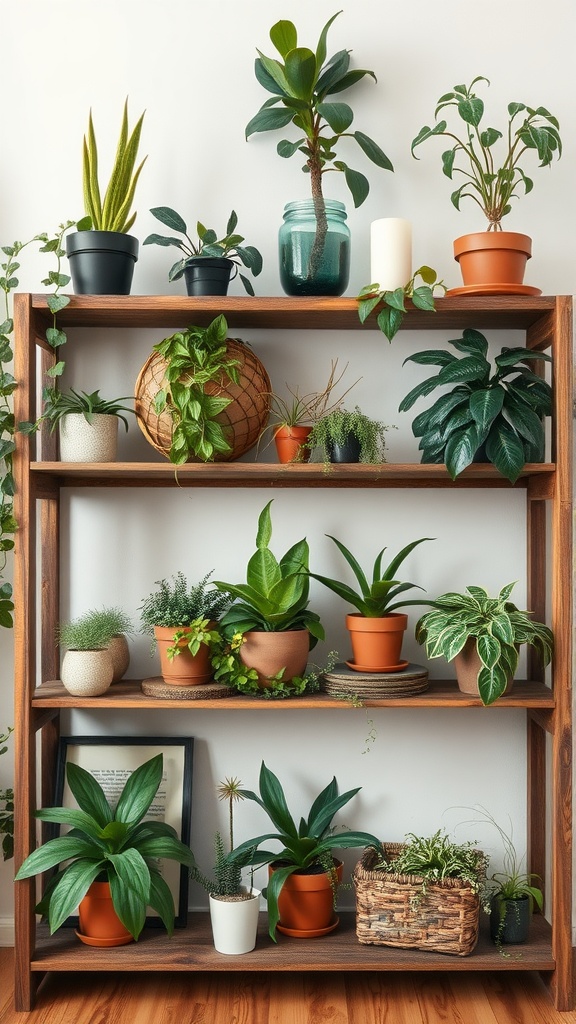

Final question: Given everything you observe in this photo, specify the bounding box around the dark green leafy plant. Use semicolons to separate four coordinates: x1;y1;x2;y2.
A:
214;499;324;643
0;725;14;861
83;99;147;233
152;315;241;464
398;328;552;482
306;535;432;616
411;77;562;230
306;406;390;465
227;761;380;939
415;582;554;706
39;387;134;433
144;208;263;295
373;830;489;906
15;754;194;938
357;266;446;342
139;571;230;635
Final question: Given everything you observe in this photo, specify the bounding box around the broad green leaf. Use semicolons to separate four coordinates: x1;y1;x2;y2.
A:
315;11;341;69
246;548;282;599
66;761;112;828
353;131;393;170
411;121;448;156
148;870;176;935
339;163;369;207
485;421;526;483
109;871;146;940
317;102;353;134
377;305;403;341
444;426;479;479
457;96;484;126
258;763;298;838
246;105;295;138
449;329;489;357
411;286;436;312
256;52;293;96
316;49;350;97
438;355;490;386
47;859;104;934
284;48;317;101
150;207;187;233
469;388;504;434
256;500;273;548
477;633;501;669
114;754;163;824
270;19;297;58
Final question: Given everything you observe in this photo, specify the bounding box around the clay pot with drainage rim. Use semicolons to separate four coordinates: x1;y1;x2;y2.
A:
452;232;533;292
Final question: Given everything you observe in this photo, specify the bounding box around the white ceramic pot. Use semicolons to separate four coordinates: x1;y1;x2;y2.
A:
209;888;261;955
61;649;114;696
59;413;118;462
107;634;130;682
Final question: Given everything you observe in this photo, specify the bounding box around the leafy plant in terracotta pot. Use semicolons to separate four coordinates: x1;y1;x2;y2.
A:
398;328;552;483
415;582;553;705
144;207;263;296
213;500;324;688
268;360;359;463
139;571;230;686
306;405;391;465
227;761;380;940
306;535;432;671
411;77;562;292
246;11;393;295
15;753;194;944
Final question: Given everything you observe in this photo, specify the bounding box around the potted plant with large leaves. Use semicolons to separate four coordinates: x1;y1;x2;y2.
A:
213;500;324;688
144;208;263;296
246;11;393;296
411;77;562;293
415;582;553;705
66;99;147;294
15;753;194;945
398;328;552;483
227;762;380;940
306;535;432;672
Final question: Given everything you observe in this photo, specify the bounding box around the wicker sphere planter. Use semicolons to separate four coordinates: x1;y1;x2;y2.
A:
134;338;271;462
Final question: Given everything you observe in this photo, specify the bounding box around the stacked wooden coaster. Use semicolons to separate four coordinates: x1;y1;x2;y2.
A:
321;662;429;699
141;677;234;700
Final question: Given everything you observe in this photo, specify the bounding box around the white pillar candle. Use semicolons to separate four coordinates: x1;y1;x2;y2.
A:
370;218;412;291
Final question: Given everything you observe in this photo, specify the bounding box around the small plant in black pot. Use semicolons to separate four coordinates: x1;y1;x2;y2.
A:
306;406;391;465
144;208;263;296
399;328;552;482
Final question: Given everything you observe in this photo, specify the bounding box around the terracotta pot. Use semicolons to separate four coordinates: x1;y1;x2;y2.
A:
271;860;343;937
452;638;514;697
209;888;261;954
61;649;114;696
240;629;310;687
274;425;313;464
78;881;134;946
107;634;130;683
345;613;408;672
154;625;213;686
453;232;532;289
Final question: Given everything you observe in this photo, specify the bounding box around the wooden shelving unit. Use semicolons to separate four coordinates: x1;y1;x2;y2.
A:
12;293;573;1011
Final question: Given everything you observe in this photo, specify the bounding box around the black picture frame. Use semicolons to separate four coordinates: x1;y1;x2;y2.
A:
54;735;194;928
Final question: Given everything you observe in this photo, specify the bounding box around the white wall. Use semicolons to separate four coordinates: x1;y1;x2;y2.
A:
0;0;574;934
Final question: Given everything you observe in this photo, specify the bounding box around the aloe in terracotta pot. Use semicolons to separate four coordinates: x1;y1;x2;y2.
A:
411;77;562;291
306;535;432;671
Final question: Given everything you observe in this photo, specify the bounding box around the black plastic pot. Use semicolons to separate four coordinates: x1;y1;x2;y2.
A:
326;433;362;463
66;231;139;295
490;894;531;944
183;257;234;296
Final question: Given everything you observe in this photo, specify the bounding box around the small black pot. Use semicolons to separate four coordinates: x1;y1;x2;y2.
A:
66;231;139;295
490;894;531;944
183;257;234;296
326;433;362;463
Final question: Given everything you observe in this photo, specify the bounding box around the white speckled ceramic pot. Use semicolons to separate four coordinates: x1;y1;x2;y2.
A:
61;649;114;696
107;634;130;682
59;414;118;463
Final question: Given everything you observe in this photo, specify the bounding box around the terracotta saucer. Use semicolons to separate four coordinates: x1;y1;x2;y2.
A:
345;659;409;674
446;283;542;297
75;929;134;947
276;915;340;938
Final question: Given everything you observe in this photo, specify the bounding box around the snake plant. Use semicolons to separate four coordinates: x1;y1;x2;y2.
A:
83;99;147;233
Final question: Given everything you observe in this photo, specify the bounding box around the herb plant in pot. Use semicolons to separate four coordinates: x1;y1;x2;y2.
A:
246;12;393;296
139;571;230;686
66;100;147;295
398;328;552;483
411;77;562;293
58;612;121;696
81;607;133;682
415;582;554;705
307;535;432;672
306;406;390;465
227;762;380;939
213;500;324;688
15;753;194;945
42;387;134;463
144;208;263;296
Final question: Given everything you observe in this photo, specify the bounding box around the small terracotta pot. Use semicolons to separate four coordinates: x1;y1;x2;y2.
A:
271;860;343;937
345;613;408;672
240;629;310;687
274;425;313;464
78;881;134;946
452;638;513;697
154;625;213;686
453;232;532;289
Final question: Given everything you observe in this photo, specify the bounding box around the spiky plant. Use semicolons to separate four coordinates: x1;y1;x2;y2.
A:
190;777;254;898
83;99;147;234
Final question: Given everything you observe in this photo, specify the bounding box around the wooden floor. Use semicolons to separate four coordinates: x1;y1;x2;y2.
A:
1;949;576;1024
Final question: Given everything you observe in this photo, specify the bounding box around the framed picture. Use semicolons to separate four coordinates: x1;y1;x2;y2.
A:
54;735;194;928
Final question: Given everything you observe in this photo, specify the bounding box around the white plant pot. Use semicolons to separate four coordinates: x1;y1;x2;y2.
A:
209;888;261;955
59;413;118;463
107;634;130;682
61;649;114;696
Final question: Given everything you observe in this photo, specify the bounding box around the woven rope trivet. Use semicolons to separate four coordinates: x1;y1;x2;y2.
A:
141;677;234;700
321;662;429;699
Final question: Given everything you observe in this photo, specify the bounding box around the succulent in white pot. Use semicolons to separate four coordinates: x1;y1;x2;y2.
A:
42;387;133;462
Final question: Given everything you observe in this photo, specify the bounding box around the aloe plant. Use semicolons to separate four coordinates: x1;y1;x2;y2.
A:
83;99;147;234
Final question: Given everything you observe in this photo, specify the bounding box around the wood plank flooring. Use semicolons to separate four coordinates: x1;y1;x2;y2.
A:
1;949;576;1024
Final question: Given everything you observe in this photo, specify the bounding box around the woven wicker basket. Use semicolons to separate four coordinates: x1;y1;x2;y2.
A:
353;844;481;956
134;337;271;462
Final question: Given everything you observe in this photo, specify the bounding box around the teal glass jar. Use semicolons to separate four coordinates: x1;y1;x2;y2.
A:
279;200;351;296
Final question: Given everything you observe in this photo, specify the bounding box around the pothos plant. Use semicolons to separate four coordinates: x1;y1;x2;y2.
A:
357;266;446;342
246;11;393;273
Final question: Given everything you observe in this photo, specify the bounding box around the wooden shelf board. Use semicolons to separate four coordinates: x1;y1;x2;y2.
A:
28;293;559;333
31;679;555;710
31;912;554;973
31;461;555;490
